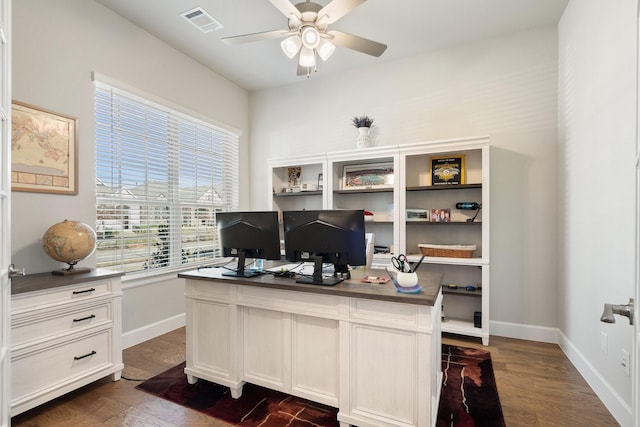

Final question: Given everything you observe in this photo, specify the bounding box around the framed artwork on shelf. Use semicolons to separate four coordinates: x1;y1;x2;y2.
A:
287;166;302;187
317;173;323;190
431;155;465;186
342;162;394;190
431;208;451;222
11;101;78;194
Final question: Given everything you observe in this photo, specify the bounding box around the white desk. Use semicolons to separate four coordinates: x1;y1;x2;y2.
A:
179;267;442;427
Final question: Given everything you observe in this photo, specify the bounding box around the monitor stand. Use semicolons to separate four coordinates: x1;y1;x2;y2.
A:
222;250;261;278
296;256;345;286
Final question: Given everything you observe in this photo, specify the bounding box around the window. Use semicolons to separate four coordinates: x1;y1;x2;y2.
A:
95;82;239;274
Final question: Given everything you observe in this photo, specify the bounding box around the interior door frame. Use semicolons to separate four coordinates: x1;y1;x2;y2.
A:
0;0;11;425
634;2;640;425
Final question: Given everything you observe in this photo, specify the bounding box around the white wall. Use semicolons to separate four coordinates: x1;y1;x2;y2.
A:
558;1;637;425
250;27;560;339
12;0;249;337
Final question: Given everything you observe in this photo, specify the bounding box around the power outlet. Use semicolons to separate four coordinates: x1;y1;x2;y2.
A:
621;349;630;376
600;332;608;355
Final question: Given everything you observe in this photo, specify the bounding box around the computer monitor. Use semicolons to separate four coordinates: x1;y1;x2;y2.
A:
217;211;281;277
282;209;366;286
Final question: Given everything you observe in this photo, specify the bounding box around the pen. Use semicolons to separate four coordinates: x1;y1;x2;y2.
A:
412;255;425;272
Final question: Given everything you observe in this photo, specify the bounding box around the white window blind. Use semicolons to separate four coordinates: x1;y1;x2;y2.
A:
95;82;239;274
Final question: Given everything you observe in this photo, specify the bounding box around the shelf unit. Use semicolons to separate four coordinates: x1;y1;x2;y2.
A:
399;138;489;344
267;136;490;344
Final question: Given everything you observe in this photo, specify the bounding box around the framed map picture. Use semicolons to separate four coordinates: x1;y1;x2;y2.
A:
11;101;78;194
431;155;465;186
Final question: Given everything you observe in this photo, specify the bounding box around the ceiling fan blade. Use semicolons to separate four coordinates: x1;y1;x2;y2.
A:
318;0;367;25
327;30;387;57
222;30;292;45
269;0;302;19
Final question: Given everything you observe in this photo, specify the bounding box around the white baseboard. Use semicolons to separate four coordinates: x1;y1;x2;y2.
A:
557;331;631;426
122;313;186;349
489;320;560;343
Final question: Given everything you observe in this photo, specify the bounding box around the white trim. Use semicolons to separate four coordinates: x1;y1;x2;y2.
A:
489;320;559;343
558;331;632;427
91;71;241;136
122;313;186;349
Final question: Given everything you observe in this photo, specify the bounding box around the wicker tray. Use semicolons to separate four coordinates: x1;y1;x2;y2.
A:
418;243;476;258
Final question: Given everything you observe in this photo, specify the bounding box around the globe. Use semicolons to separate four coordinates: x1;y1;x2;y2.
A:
43;220;97;274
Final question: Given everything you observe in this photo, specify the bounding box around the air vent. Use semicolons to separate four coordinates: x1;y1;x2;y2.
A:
180;7;223;33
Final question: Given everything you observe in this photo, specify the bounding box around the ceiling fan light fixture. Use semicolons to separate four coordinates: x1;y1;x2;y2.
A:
299;46;316;67
281;35;302;59
301;26;320;49
316;38;335;61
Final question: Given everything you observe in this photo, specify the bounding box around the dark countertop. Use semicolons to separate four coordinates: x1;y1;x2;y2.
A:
179;266;442;306
11;268;125;295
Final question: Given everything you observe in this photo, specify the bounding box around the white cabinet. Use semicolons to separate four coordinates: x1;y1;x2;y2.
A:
10;270;124;416
267;136;490;344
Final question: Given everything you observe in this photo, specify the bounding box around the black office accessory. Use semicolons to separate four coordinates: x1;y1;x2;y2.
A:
282;209;366;286
217;211;281;278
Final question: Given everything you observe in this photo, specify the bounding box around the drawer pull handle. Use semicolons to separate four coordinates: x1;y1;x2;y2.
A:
74;350;97;361
72;288;96;295
73;314;96;322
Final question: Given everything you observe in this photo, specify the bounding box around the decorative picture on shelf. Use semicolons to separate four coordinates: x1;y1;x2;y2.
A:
287;166;301;187
317;173;323;190
342;162;394;190
431;155;465;186
431;208;451;222
11;101;78;194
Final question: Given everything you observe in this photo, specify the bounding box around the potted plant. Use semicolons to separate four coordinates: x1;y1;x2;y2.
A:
352;115;374;148
352;115;374;129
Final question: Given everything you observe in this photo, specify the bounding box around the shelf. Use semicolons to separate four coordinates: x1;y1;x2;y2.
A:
405;254;486;266
406;183;481;192
273;191;322;197
441;285;482;297
334;188;393;195
441;318;484;337
406;220;481;225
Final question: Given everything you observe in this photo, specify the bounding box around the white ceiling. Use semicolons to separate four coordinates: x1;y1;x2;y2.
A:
95;0;569;92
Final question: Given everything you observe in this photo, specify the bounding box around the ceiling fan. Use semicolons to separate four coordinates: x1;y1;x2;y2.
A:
221;0;387;77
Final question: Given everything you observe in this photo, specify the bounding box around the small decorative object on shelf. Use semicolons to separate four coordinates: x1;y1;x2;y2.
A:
342;162;393;190
456;201;482;222
287;166;301;188
352;115;374;149
430;208;451;222
431;155;465;185
42;219;97;275
419;243;476;258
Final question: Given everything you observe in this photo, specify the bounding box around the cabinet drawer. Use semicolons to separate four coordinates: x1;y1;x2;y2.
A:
12;280;114;311
11;329;113;403
12;302;112;346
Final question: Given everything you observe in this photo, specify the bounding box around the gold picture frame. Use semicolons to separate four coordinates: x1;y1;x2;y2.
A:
431;155;465;186
11;101;78;194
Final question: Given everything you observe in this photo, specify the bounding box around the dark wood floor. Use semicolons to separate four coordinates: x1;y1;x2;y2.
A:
11;328;619;426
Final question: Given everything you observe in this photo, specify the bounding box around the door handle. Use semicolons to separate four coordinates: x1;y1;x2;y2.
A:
601;298;634;325
8;263;25;278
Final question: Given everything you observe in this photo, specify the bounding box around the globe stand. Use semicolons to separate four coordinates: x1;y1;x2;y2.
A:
52;261;92;276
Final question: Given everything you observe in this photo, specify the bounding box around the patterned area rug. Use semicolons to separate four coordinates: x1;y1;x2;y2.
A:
136;345;504;427
437;344;506;427
136;362;338;427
